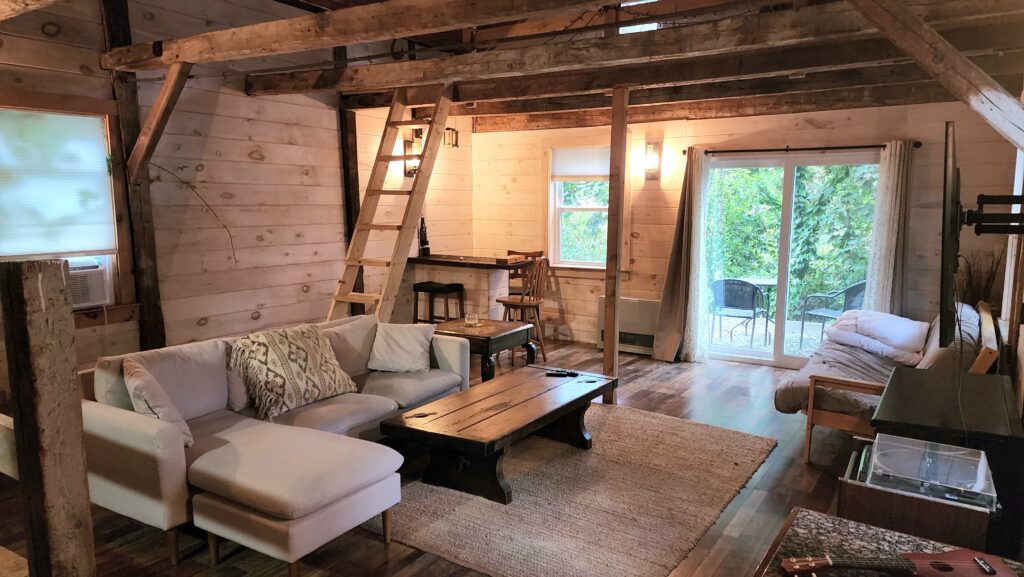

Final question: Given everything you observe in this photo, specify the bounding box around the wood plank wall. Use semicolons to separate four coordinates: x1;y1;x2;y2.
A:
471;102;1015;344
129;0;345;344
0;0;133;401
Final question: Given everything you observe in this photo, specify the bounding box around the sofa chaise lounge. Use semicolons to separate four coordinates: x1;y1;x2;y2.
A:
81;314;470;574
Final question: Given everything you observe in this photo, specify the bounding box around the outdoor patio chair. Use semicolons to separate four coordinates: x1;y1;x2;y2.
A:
798;280;867;348
710;279;769;348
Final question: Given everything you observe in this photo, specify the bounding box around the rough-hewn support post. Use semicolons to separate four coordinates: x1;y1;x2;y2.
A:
337;48;365;316
1;260;95;577
101;0;166;350
602;86;629;403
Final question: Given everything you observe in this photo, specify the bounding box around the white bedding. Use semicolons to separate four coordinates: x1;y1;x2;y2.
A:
830;310;930;352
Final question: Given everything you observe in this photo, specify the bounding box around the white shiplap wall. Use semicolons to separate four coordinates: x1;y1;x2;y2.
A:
471;102;1015;343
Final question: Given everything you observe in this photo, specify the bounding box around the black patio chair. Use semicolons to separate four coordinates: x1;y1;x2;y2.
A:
710;279;769;348
798;280;867;348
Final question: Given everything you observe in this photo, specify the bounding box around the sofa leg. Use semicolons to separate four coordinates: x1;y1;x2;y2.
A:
207;532;219;566
803;424;814;464
382;508;393;544
289;561;301;577
165;529;179;566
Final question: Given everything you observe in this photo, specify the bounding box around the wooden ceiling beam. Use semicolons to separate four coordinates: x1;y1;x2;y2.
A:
472;75;1024;132
246;0;1024;96
0;0;59;20
473;0;749;43
849;0;1024;150
453;53;1024;116
101;0;611;71
338;22;1024;109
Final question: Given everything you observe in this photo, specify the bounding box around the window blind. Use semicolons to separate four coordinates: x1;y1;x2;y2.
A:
0;108;117;259
551;146;610;180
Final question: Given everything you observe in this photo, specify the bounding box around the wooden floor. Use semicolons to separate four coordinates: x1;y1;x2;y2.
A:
0;341;858;577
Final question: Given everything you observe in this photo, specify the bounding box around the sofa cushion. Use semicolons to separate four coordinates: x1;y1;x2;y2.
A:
187;415;403;520
123;357;194;447
361;369;461;408
916;303;981;372
112;340;231;421
367;323;435;373
319;315;378;378
274;393;398;435
228;325;357;421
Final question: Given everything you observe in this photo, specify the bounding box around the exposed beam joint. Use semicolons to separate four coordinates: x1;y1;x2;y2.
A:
471;76;1024;132
127;62;191;182
849;0;1024;150
0;0;58;21
246;0;1024;96
338;22;1024;109
101;0;612;71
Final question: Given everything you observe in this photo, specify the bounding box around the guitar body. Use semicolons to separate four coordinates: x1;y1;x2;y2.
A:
782;548;1016;576
903;550;1014;577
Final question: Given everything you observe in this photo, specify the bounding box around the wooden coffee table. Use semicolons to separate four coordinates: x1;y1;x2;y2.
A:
379;365;617;504
433;318;536;381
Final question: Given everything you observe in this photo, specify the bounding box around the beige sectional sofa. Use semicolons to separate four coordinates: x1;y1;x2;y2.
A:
81;314;470;574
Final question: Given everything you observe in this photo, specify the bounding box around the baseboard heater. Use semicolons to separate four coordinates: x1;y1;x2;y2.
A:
597;296;660;356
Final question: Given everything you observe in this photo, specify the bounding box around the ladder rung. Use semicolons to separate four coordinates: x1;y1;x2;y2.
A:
346;258;391;268
379;154;422;162
335;292;382;304
389;119;432;126
365;189;412;196
356;224;404;231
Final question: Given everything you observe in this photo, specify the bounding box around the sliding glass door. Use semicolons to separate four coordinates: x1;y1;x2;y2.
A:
705;152;880;368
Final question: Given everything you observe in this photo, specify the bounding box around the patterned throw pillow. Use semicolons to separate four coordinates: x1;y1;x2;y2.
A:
227;324;356;421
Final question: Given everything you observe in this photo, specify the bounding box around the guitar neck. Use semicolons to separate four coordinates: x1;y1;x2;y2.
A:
829;557;917;573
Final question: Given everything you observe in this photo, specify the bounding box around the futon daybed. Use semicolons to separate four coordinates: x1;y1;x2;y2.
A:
774;303;985;463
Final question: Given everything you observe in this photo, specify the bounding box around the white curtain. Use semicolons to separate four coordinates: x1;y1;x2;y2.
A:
652;146;711;362
864;139;914;313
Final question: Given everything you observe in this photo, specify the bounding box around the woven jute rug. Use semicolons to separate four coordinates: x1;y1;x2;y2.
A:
366;404;776;577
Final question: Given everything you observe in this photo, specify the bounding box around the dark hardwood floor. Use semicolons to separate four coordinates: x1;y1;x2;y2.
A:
0;341;857;577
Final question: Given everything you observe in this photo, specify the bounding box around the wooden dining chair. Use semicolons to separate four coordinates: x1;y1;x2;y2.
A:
497;256;549;362
507;250;544;296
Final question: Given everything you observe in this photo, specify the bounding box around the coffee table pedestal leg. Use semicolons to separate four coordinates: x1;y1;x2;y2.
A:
481;355;496;381
424;448;512;504
536;403;593;449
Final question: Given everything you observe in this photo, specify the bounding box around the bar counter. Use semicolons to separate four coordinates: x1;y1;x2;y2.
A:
395;254;530;322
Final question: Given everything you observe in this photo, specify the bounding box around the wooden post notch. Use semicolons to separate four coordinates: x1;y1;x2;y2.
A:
1;260;95;577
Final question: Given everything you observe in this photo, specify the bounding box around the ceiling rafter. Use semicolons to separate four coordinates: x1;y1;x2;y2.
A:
100;0;612;71
245;0;1024;96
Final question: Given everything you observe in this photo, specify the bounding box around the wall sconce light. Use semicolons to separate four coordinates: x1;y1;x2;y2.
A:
404;128;422;177
645;142;662;181
444;127;460;148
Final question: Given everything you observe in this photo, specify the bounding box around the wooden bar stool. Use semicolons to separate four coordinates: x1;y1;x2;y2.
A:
497;257;548;362
413;281;465;323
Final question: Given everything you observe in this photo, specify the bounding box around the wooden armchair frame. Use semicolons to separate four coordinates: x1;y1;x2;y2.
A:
803;374;884;464
802;301;999;464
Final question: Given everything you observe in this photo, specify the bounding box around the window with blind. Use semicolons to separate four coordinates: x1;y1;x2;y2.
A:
549;146;610;267
0;108;117;260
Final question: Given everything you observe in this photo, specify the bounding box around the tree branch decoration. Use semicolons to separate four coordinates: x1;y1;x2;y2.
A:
149;163;239;264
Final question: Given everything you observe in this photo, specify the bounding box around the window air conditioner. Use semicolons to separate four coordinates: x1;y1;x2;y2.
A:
68;257;113;310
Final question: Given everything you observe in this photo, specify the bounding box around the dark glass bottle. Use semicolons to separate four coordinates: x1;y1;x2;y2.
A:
418;216;430;256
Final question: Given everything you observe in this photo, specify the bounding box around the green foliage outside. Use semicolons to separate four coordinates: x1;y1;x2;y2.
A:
705;163;878;318
558;180;609;264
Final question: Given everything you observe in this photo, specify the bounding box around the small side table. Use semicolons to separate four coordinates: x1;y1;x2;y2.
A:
434;319;536;382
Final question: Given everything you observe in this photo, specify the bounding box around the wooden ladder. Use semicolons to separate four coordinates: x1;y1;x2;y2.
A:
327;84;453;322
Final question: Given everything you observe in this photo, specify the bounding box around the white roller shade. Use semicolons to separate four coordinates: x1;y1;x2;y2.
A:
551;146;610;180
0;108;117;259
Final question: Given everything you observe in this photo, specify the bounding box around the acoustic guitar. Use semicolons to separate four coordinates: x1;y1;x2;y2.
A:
781;549;1015;576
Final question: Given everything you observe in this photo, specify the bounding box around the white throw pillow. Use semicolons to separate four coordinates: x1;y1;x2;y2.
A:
368;323;435;372
123;357;195;447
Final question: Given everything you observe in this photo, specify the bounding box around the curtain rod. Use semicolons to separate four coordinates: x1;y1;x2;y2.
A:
701;142;923;155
